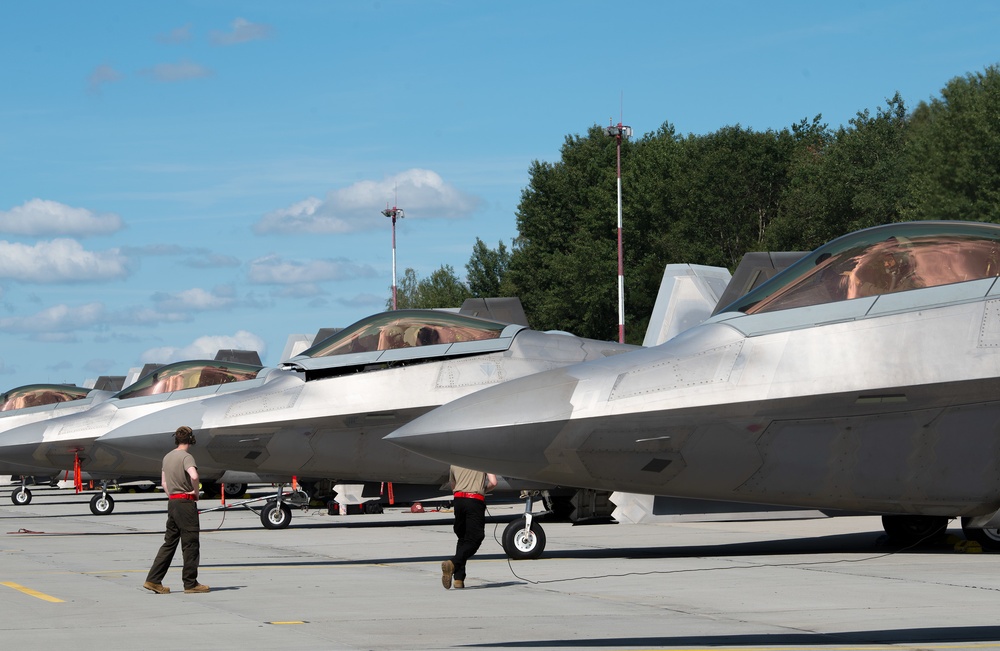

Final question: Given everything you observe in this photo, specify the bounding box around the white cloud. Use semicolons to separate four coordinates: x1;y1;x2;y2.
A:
157;23;193;44
248;254;377;285
0;302;106;333
151;287;235;312
253;169;481;235
87;64;124;94
139;59;213;82
186;252;241;268
0;199;124;236
272;284;324;298
211;18;272;45
0;239;131;283
118;307;191;325
140;330;266;364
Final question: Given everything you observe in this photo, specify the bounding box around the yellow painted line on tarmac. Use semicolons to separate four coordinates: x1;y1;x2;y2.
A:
1;581;64;602
267;621;308;625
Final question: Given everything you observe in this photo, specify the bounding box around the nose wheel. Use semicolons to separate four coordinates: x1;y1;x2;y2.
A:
261;501;292;529
10;482;31;506
89;482;115;515
501;492;547;560
502;517;546;559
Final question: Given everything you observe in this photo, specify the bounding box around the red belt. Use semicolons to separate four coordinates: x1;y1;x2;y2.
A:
454;491;484;501
169;493;197;501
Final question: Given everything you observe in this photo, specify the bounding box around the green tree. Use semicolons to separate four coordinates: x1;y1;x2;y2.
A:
387;265;472;310
616;121;685;341
419;264;473;308
666;125;797;269
770;96;910;252
465;238;511;297
507;126;622;340
764;115;834;250
389;268;421;310
904;65;1000;221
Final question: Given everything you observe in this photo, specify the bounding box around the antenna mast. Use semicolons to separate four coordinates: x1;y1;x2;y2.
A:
605;102;632;344
380;189;405;310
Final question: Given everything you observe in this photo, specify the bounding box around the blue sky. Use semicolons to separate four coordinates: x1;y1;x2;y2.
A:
0;1;997;390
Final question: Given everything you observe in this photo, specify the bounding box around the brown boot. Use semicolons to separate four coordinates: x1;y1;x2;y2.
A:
184;584;210;593
453;579;465;589
142;581;170;594
441;560;454;589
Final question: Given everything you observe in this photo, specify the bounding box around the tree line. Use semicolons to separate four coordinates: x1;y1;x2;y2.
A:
392;64;1000;343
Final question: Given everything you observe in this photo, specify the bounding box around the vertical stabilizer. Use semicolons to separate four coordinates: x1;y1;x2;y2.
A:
643;264;732;347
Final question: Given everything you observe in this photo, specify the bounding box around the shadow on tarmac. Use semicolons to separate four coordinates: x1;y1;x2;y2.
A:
464;625;1000;648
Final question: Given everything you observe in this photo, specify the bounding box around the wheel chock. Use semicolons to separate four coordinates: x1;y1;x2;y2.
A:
954;539;983;553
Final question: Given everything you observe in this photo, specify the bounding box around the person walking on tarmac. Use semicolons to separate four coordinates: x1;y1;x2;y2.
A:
441;465;497;589
143;425;210;594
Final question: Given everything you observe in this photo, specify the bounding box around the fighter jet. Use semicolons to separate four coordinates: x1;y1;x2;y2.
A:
0;383;120;505
387;221;1000;550
0;357;278;514
1;308;636;548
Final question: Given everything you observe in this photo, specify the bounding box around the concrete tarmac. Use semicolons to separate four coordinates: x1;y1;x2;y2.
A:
2;484;1000;650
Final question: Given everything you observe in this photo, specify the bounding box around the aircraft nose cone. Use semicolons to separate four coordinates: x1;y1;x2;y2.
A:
0;422;55;472
387;368;581;479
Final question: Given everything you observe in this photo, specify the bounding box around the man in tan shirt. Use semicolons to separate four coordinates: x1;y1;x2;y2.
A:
441;465;497;589
143;425;210;594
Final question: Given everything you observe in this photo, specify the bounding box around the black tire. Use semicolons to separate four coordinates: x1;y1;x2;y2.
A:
261;501;292;529
223;483;247;497
11;487;32;506
502;517;546;560
881;515;947;546
961;517;1000;550
90;493;115;515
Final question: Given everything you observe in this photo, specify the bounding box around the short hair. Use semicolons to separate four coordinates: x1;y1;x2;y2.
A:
174;425;196;446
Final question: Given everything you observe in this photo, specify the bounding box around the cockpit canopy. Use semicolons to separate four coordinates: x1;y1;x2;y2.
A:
117;360;263;400
299;310;510;358
721;221;1000;315
283;310;523;375
0;384;91;412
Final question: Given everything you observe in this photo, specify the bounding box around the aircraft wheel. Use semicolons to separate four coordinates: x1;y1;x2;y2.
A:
11;487;32;506
961;517;1000;551
881;515;947;546
90;493;115;515
223;483;247;497
261;502;292;530
502;517;546;560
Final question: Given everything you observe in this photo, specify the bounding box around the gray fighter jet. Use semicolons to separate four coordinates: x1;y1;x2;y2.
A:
0;358;283;514
1;309;636;546
0;383;120;504
387;221;1000;550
